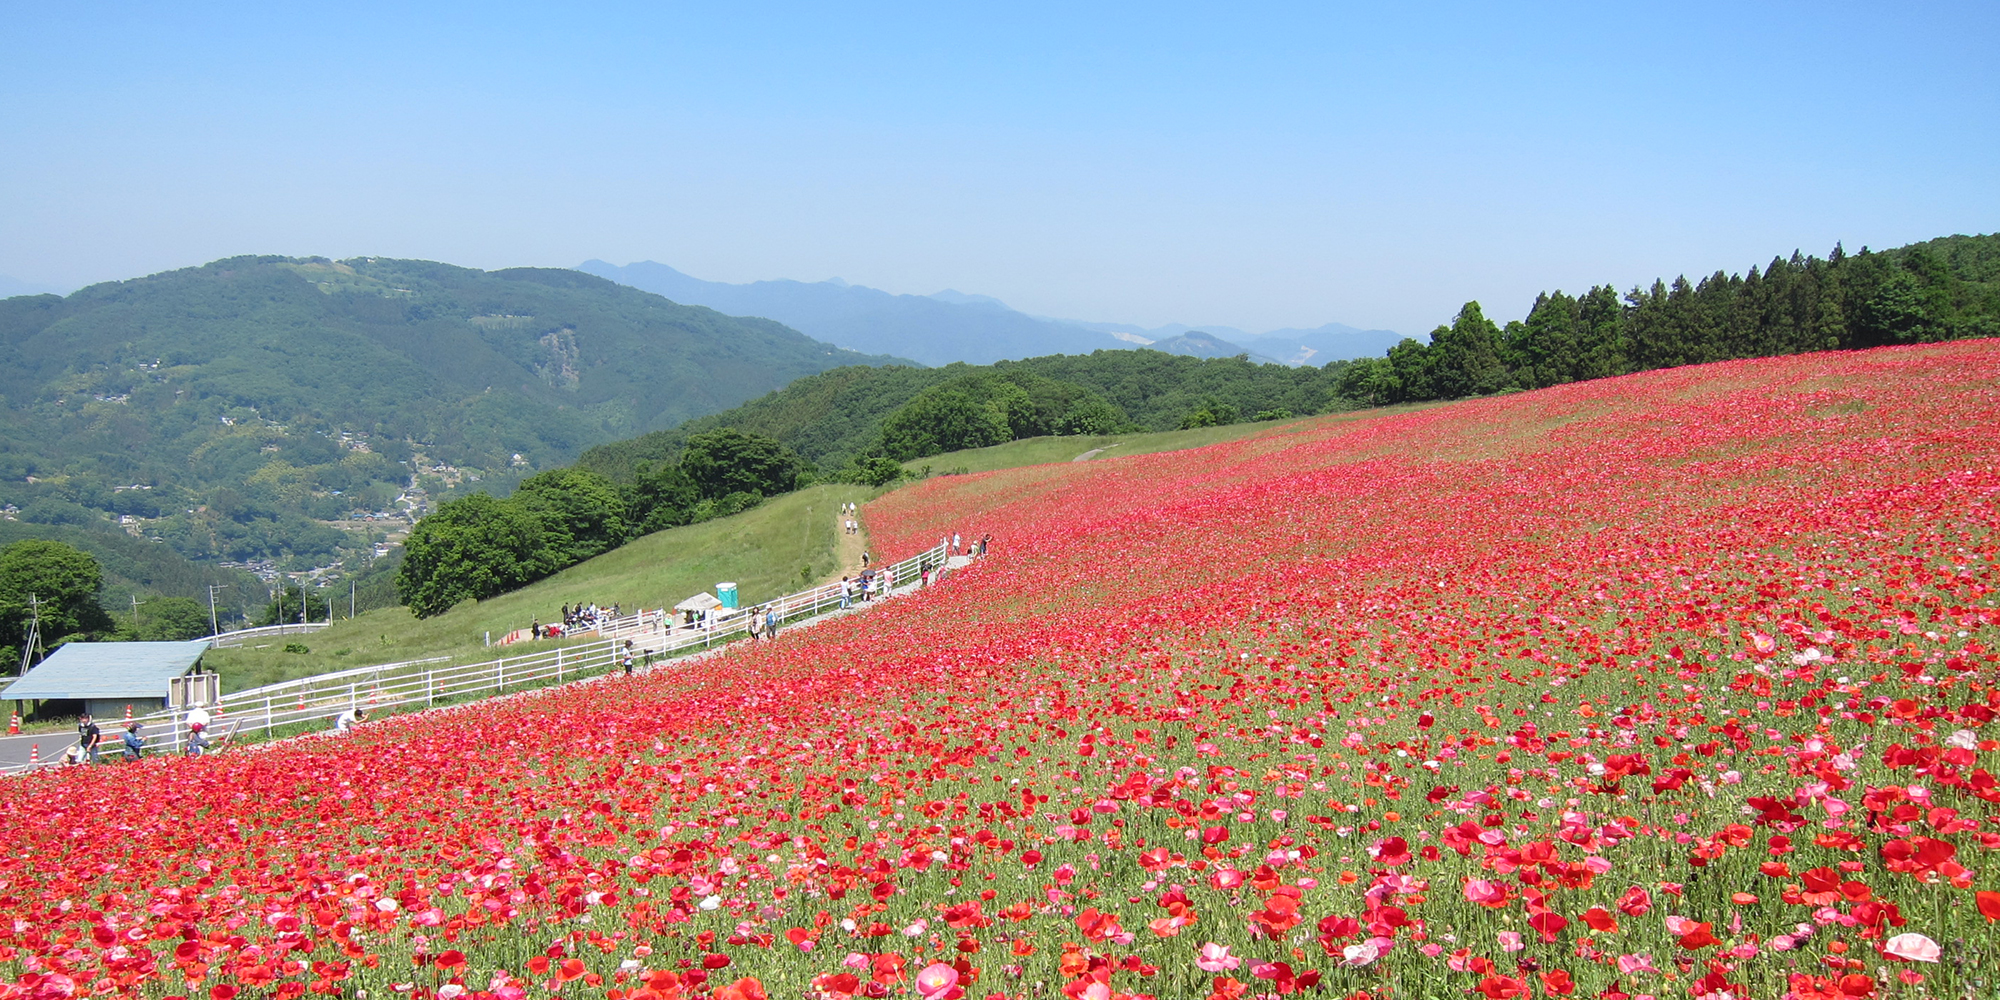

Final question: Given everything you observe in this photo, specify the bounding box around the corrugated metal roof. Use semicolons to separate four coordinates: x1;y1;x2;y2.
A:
1;640;209;701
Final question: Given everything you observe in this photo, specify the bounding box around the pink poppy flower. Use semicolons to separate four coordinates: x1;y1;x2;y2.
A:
1883;933;1941;963
914;963;959;999
1197;942;1241;972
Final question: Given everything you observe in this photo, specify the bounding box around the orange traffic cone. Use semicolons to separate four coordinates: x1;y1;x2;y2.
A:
7;711;17;735
123;704;132;723
28;744;39;765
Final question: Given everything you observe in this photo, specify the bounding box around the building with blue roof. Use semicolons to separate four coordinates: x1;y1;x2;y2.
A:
2;640;211;719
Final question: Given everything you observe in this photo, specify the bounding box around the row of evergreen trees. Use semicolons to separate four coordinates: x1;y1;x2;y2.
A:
1337;237;1999;405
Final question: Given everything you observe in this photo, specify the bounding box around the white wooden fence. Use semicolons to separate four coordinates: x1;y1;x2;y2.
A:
4;543;955;774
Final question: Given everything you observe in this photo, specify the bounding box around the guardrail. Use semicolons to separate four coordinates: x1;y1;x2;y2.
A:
4;543;958;775
207;622;332;648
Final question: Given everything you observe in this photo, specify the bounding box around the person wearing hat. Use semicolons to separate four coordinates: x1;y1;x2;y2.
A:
184;722;212;757
120;721;145;761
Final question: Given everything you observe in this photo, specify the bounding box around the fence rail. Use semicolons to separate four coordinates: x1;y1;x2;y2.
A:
207;622;332;648
4;543;955;776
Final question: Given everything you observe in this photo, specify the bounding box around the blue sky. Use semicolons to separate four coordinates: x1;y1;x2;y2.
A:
2;1;1995;334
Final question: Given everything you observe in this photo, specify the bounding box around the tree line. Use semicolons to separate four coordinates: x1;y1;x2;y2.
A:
396;429;806;617
1336;235;1999;405
575;350;1355;481
0;539;220;669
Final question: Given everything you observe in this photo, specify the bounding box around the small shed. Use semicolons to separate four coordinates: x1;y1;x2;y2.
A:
2;640;211;719
673;592;723;627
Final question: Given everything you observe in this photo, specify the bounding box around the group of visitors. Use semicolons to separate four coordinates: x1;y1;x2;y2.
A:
839;567;895;606
744;603;782;641
842;501;860;535
531;601;623;640
62;709;229;764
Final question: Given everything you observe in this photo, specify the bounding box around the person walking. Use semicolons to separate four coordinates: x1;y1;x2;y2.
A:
747;608;763;642
77;713;102;764
764;604;778;639
120;722;145;761
839;576;852;608
952;532;961;554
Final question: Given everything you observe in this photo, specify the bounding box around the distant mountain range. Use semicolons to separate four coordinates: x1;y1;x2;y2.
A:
575;260;1109;366
0;274;67;298
576;260;1405;367
0;255;904;570
1065;320;1409;366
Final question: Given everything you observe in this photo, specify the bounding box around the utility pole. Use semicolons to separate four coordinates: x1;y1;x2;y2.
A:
130;594;146;628
350;580;356;620
15;595;42;676
206;584;228;637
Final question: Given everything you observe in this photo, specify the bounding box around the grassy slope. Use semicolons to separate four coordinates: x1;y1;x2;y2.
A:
202;407;1442;692
202;483;877;691
903;400;1447;476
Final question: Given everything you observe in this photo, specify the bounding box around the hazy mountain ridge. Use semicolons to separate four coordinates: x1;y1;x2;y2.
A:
0;274;70;299
577;260;1402;367
577;260;1115;366
1070;319;1410;364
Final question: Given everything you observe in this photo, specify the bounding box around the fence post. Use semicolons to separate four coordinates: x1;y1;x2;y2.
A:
498;658;505;693
426;668;434;706
264;696;272;738
557;646;564;683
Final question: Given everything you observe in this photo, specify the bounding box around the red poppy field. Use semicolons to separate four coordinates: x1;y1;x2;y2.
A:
4;341;1999;1000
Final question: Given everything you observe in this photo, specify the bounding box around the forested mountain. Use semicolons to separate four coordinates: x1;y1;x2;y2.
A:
1340;233;2000;404
575;350;1351;479
576;260;1117;365
0;522;261;623
0;255;904;570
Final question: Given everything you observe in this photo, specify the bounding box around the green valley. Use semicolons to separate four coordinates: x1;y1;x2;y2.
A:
0;255;904;580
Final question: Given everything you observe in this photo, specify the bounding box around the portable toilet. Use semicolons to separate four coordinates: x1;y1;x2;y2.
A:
716;582;738;609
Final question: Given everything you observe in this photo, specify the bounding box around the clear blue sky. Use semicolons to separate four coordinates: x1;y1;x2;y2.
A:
3;1;1995;335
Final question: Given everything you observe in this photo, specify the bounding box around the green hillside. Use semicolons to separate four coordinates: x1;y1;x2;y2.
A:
903;400;1448;476
201;482;875;690
576;351;1350;479
0;521;262;621
0;256;905;571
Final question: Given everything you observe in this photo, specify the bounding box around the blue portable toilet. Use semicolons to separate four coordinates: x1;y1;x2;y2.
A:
716;582;738;609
